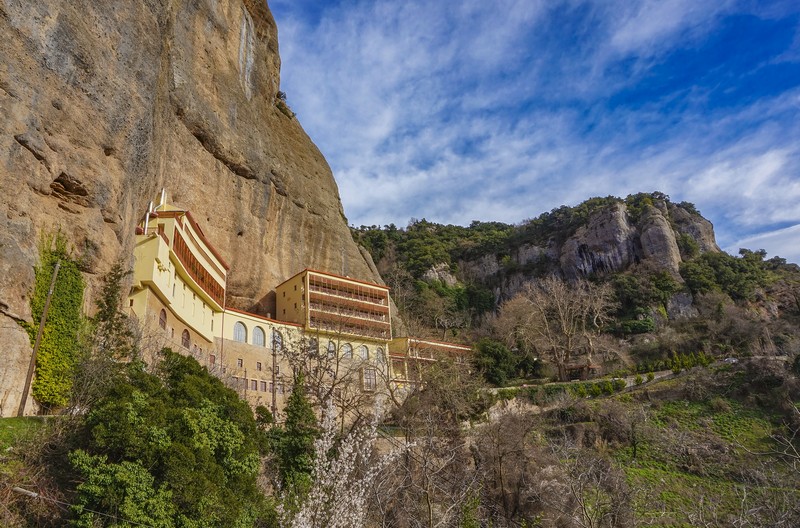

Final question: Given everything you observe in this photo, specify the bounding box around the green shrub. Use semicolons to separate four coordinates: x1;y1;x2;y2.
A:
709;397;732;413
497;388;518;401
524;387;541;402
635;374;643;385
647;372;655;382
613;379;627;392
70;350;272;526
616;317;656;335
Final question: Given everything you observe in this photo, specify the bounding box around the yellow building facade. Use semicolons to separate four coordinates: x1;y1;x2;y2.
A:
129;195;472;417
389;337;472;390
129;201;228;359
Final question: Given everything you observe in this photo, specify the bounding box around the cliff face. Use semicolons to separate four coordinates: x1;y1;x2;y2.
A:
459;200;720;300
0;0;380;415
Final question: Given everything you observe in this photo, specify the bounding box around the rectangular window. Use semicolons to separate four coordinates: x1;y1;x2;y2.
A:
251;379;258;391
256;362;262;371
269;382;274;392
260;381;267;392
237;358;243;368
274;365;280;375
277;383;284;394
363;368;377;391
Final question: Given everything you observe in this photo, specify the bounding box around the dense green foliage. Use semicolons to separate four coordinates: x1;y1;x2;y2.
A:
474;339;517;386
474;338;541;386
69;350;271;527
352;193;702;330
680;248;775;300
24;233;85;409
353;219;515;278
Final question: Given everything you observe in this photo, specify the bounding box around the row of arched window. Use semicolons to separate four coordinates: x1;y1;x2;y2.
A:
231;321;384;362
233;321;283;349
307;338;385;362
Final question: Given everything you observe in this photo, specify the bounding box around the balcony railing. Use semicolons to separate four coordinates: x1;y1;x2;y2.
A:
308;302;388;323
172;228;225;306
308;282;387;305
308;318;390;340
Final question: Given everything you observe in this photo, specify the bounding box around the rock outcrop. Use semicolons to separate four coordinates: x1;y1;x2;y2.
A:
560;203;639;279
0;0;381;415
460;199;720;302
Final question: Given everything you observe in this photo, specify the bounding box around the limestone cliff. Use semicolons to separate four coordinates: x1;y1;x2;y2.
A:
459;199;720;301
0;0;381;415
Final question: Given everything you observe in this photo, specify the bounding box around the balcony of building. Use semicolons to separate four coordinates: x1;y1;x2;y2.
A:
308;315;391;341
307;276;388;306
308;301;389;324
307;289;390;314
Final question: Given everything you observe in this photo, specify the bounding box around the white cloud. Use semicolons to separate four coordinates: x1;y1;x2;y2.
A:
271;0;800;259
726;224;800;264
607;0;730;56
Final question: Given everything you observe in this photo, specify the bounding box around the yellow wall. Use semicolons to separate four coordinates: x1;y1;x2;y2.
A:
132;210;226;343
275;272;307;325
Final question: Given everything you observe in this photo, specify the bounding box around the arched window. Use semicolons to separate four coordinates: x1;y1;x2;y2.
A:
209;354;216;365
358;345;369;360
271;330;283;351
376;347;385;363
342;343;353;359
308;338;319;356
159;309;167;330
253;326;266;346
327;341;336;358
233;322;247;343
181;329;190;349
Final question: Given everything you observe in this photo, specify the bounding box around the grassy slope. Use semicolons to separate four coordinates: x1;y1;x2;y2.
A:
593;366;799;526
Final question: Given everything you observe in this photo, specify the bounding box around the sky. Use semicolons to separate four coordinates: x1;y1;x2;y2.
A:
269;0;800;263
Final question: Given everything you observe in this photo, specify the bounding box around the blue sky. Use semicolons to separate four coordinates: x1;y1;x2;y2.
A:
269;0;800;263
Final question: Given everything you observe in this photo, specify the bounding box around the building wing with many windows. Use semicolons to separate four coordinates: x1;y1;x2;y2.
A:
276;268;392;342
129;194;470;419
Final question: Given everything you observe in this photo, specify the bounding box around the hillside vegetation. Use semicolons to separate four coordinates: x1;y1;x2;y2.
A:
353;192;800;385
2;193;799;527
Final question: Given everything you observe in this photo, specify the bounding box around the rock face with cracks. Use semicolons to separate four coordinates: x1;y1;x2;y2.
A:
459;200;720;302
0;0;381;416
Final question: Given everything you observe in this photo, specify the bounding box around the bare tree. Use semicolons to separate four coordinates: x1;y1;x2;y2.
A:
496;276;615;380
280;319;390;430
371;360;485;528
541;442;635;528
